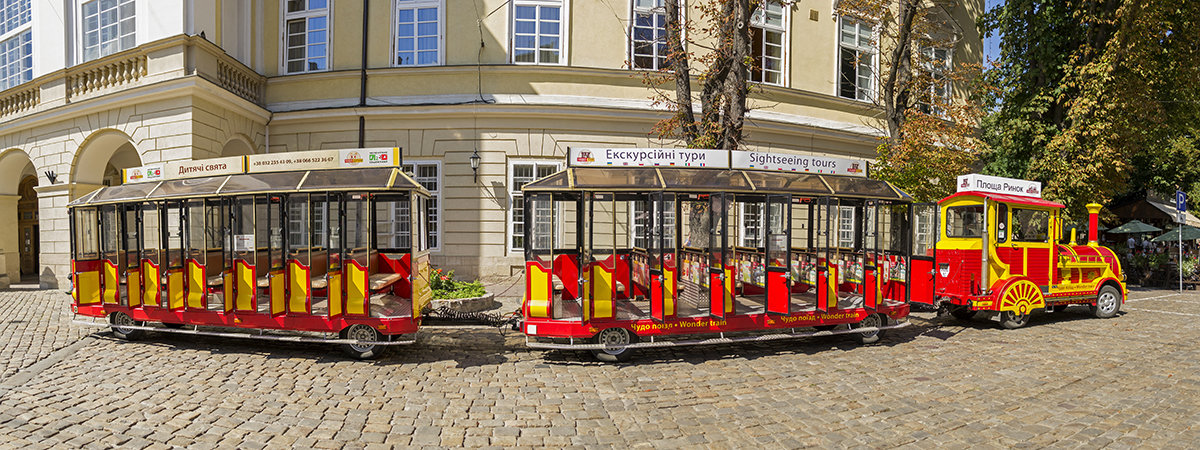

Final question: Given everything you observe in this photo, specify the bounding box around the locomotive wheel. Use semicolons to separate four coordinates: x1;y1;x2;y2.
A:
1091;285;1122;319
340;324;383;360
110;312;145;340
591;327;637;363
850;313;884;344
949;306;976;321
1000;311;1030;329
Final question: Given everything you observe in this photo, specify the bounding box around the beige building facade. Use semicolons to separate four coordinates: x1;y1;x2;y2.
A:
0;0;982;287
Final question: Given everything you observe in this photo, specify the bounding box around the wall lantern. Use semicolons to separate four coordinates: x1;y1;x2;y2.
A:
469;149;481;183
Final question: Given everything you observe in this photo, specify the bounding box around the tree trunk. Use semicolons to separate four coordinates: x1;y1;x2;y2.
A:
665;0;697;144
884;0;919;142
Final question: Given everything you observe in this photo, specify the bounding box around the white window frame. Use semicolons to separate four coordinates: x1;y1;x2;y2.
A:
627;0;671;71
78;0;135;63
510;0;569;66
508;160;562;254
739;202;765;248
628;199;676;249
917;46;952;117
0;24;30;90
402;160;442;251
280;0;332;74
837;205;855;248
749;0;787;86
836;16;878;102
392;0;444;67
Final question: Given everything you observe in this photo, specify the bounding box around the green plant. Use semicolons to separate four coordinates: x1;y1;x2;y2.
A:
431;268;486;299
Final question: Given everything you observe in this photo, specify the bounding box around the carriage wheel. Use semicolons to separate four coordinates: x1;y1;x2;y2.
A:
110;312;145;340
591;327;637;363
1091;285;1122;319
1000;311;1030;329
340;324;383;360
850;313;884;344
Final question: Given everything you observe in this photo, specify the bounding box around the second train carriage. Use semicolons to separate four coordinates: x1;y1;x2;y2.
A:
68;149;434;358
519;148;918;361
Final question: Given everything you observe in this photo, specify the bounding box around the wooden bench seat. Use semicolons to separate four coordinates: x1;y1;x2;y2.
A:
369;273;403;291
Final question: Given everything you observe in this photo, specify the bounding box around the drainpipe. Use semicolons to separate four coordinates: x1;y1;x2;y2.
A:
358;0;369;148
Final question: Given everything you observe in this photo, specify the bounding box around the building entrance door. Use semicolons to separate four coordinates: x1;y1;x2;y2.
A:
17;176;38;279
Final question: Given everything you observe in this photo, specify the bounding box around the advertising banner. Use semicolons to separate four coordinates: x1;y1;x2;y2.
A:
956;173;1042;198
122;164;164;184
163;156;246;180
247;148;399;173
730;151;868;177
568;147;730;168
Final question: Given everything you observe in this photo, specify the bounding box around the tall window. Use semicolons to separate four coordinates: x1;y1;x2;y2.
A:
740;203;764;248
750;1;784;85
837;206;855;248
394;0;441;66
631;200;675;248
838;16;876;101
917;46;951;116
401;162;441;250
82;0;134;62
630;0;668;70
510;161;560;252
1;0;31;91
284;0;329;73
512;0;563;65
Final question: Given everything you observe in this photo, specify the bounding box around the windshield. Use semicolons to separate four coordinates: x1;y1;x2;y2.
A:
946;205;984;238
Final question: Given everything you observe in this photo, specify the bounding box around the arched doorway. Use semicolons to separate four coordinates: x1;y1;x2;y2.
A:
71;130;142;187
16;176;37;283
0;148;35;285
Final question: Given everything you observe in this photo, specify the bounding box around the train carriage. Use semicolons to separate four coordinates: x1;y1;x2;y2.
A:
68;148;434;358
518;148;919;361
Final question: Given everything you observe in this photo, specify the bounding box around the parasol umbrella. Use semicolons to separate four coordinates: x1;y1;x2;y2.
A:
1151;225;1200;242
1107;220;1161;234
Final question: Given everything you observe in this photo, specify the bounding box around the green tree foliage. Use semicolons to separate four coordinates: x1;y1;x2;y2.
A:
981;0;1200;216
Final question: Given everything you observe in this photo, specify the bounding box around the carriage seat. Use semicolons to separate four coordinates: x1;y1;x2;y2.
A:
207;275;223;287
311;277;328;289
369;273;402;291
256;277;270;288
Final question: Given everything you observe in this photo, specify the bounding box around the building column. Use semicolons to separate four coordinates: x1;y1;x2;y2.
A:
0;194;15;288
32;182;100;289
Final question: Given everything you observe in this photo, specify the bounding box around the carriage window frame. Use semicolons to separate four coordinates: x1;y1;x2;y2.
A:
945;204;985;238
1011;207;1049;243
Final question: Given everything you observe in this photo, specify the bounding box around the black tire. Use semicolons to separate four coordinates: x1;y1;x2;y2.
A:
590;327;637;363
162;322;186;329
1092;285;1122;319
850;314;885;344
110;312;145;340
1000;310;1030;329
340;324;382;360
949;306;976;321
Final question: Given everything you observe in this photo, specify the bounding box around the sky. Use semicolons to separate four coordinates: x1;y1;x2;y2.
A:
983;0;1003;65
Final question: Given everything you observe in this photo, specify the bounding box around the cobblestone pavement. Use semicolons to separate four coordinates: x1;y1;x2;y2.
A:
0;289;89;380
0;288;1197;448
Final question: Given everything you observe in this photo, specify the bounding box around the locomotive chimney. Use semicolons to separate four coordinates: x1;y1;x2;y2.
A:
1086;203;1103;246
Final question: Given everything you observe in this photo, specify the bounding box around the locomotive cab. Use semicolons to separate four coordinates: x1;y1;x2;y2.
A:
912;174;1126;328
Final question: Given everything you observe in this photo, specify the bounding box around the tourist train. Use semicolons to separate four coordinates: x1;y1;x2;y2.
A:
68;147;1125;361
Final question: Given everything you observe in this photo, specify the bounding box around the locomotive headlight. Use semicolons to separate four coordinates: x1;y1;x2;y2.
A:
939;263;950;278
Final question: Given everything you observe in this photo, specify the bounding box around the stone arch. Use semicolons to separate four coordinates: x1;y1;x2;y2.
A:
70;129;142;186
220;134;256;157
0;148;36;285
